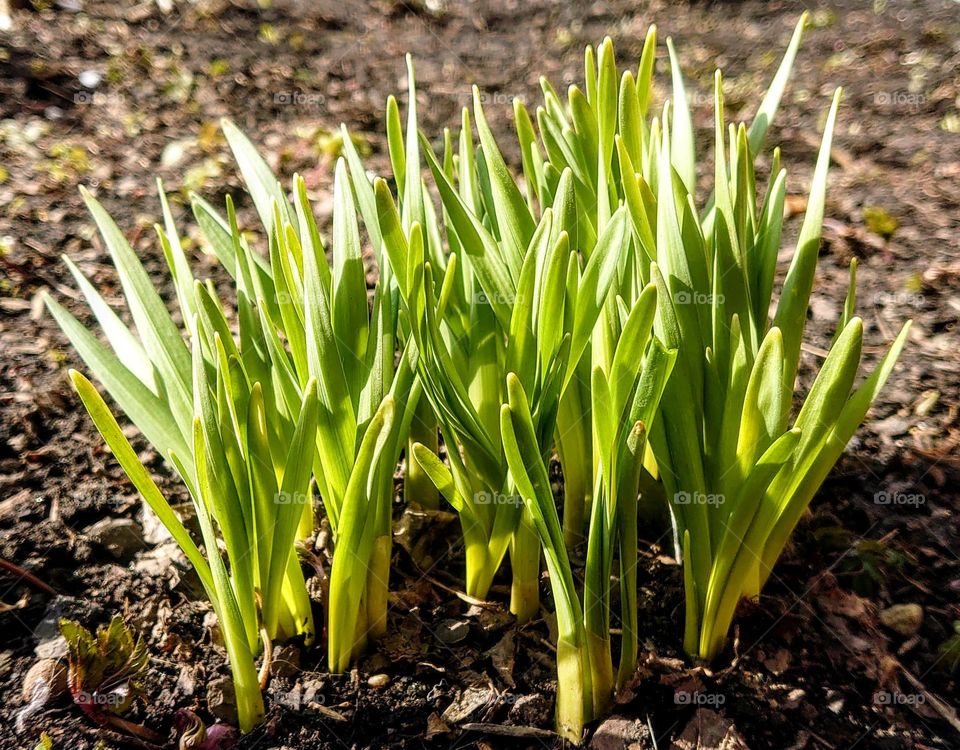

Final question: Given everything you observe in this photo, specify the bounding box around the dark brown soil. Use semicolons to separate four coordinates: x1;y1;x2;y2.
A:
1;1;958;748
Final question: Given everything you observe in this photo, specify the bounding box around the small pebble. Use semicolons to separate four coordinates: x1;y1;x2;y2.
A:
83;517;144;560
78;69;102;89
879;603;924;636
367;673;390;688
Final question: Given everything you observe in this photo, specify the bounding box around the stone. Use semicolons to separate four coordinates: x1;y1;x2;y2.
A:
83;517;144;560
177;666;197;697
671;709;747;750
32;596;100;660
879;603;923;636
367;673;390;689
203;611;224;647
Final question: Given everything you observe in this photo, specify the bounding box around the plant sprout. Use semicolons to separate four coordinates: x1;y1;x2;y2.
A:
527;17;910;660
502;293;674;741
375;59;632;620
192;123;423;672
58;615;164;744
45;181;324;730
45;118;421;724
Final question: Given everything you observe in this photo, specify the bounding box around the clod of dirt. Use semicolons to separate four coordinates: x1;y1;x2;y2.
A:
33;634;66;661
138;504;175;546
879;603;924;636
132;541;183;581
82;517;144;560
177;665;197;697
206;676;237;724
393;507;458;567
272;680;303;711
269;644;301;680
203;611;223;647
507;693;550;726
590;716;653;750
465;603;513;633
424;712;449;738
671;709;748;750
300;677;326;700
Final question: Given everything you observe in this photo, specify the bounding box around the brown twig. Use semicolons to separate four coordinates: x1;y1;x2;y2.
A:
0;557;58;596
103;714;164;746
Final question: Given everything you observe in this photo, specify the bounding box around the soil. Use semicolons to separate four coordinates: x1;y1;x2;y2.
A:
1;0;958;749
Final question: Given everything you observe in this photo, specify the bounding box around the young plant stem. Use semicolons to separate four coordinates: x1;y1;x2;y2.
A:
500;376;594;742
556;633;593;744
616;427;650;687
296;495;314;540
462;516;496;600
405;397;440;509
352;591;369;662
583;491;614;717
207;535;264;734
616;484;640;688
366;534;391;640
509;505;541;623
556;382;591;549
280;549;315;644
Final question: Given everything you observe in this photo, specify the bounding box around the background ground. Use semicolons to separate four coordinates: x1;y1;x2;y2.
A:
1;0;958;748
